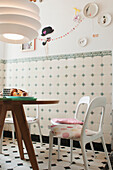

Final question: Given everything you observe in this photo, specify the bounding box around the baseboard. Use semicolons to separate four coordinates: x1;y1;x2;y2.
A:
3;131;111;152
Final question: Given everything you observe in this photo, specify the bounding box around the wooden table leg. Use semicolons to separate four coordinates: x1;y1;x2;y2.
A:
12;103;39;170
12;112;24;160
0;104;7;138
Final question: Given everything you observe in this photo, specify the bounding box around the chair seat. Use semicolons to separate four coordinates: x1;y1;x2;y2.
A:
26;117;38;123
50;125;96;139
51;118;83;125
5;117;38;124
5;118;14;124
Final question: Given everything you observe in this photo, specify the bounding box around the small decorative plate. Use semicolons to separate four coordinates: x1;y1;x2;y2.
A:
83;3;99;18
98;13;112;26
78;37;88;47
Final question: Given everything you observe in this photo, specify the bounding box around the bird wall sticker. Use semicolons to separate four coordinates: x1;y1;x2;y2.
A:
73;8;80;15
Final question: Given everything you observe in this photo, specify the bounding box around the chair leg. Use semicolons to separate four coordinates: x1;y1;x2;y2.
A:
58;138;60;159
0;131;3;153
0;138;2;153
48;131;53;170
101;136;112;170
90;142;96;158
37;121;43;146
70;139;73;164
81;142;89;170
12;124;15;143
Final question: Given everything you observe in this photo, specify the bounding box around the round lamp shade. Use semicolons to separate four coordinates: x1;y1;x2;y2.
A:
0;0;41;44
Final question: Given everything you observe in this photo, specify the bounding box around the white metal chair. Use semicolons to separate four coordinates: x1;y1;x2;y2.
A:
48;96;112;170
51;96;93;162
3;105;43;145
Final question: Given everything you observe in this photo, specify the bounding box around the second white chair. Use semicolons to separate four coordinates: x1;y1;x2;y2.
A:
4;105;43;145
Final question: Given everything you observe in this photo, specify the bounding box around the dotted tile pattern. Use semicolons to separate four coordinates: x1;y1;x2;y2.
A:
0;51;112;144
0;137;109;170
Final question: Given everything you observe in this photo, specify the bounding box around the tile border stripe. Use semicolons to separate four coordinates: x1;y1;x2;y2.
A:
0;50;112;64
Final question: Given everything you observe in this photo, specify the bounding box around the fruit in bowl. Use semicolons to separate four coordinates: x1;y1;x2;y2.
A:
11;89;28;96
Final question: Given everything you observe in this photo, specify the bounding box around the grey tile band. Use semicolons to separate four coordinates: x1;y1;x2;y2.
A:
0;50;112;64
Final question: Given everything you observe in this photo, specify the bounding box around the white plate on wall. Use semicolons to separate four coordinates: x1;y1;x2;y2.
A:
98;13;112;26
78;37;88;47
83;3;99;18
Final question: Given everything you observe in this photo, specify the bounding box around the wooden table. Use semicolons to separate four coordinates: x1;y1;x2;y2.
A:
0;99;59;170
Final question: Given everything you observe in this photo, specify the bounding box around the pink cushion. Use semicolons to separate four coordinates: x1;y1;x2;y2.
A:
52;118;83;125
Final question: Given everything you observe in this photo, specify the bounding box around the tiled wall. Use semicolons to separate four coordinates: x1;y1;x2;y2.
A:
1;50;112;144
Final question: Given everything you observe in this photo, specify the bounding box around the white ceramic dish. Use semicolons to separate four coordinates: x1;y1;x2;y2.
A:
83;3;99;18
78;37;88;47
98;13;112;26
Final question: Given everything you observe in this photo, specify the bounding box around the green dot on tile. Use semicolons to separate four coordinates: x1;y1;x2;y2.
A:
100;63;104;67
82;64;85;68
91;121;94;124
57;75;60;78
91;111;94;115
82;111;84;114
82;74;85;77
100;73;104;76
73;74;76;77
65;66;68;69
91;73;94;77
64;110;67;113
73;65;76;68
91;83;94;86
82;83;85;86
82;92;85;95
100;83;104;86
91;64;94;67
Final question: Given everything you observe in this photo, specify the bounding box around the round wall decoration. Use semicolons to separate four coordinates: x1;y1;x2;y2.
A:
78;37;88;47
98;13;112;27
83;3;99;18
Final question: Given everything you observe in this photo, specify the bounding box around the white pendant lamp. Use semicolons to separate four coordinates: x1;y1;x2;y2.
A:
0;0;41;44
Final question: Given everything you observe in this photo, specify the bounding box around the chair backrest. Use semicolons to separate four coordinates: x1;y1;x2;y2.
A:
82;96;106;136
24;105;40;119
74;96;90;120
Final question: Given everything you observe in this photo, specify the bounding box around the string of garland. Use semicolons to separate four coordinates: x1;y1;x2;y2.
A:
38;18;85;42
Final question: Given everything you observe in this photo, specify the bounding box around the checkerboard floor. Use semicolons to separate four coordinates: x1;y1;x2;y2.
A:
0;137;108;170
